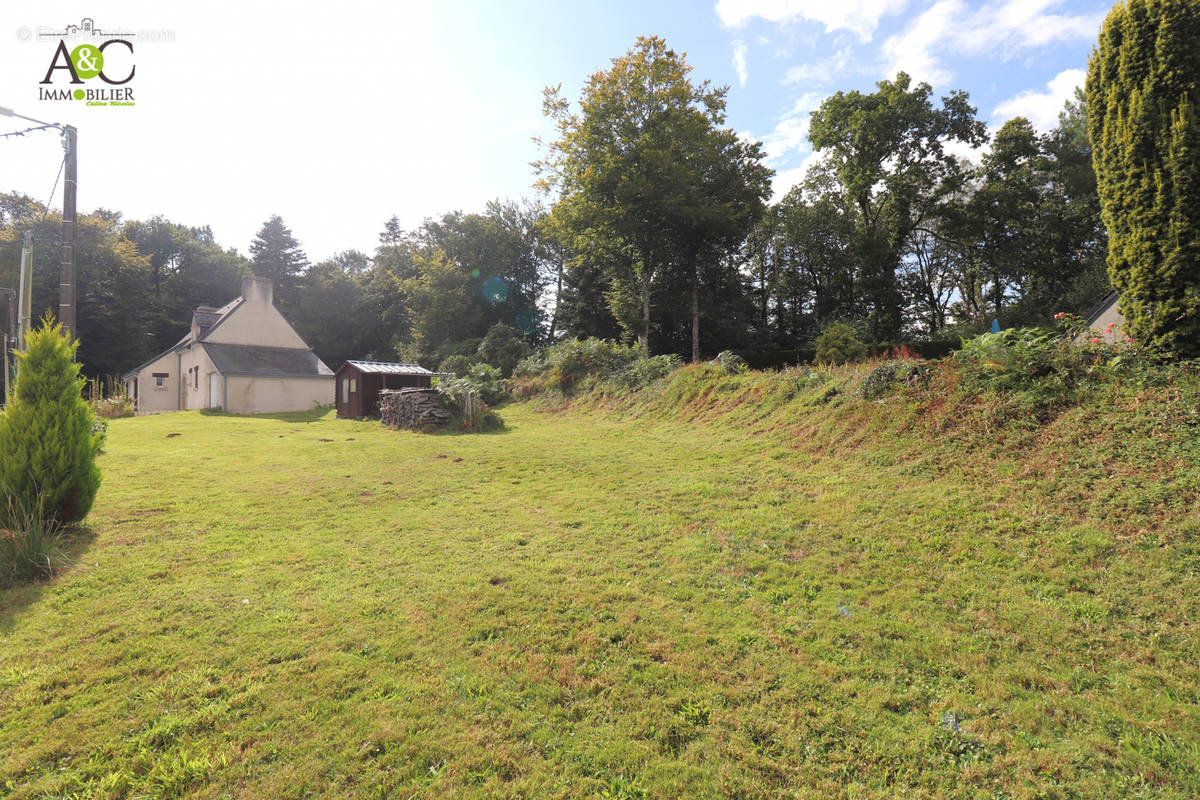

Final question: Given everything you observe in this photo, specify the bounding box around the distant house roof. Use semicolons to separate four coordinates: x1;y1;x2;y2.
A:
341;360;434;376
203;343;334;378
1085;290;1119;326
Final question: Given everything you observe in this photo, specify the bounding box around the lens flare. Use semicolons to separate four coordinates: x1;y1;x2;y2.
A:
481;276;508;304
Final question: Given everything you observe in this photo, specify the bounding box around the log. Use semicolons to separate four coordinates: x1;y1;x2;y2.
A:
378;389;451;430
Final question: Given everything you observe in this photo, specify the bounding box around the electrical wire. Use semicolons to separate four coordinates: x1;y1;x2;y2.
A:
0;123;59;140
40;153;67;223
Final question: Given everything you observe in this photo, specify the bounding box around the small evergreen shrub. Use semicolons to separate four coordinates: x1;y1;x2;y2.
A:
815;323;867;365
0;318;102;526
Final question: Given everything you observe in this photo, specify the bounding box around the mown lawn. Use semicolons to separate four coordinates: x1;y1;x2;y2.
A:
2;398;1198;799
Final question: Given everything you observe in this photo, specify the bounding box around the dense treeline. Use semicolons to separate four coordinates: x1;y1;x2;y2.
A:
1;40;1116;379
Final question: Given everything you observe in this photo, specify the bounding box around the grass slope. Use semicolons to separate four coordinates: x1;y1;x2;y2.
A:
2;370;1199;799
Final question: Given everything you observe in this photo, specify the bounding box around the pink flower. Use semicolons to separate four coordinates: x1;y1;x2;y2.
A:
1091;337;1101;344
1054;312;1065;320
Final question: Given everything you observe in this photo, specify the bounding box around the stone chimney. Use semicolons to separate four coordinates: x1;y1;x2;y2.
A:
242;275;274;306
190;305;220;341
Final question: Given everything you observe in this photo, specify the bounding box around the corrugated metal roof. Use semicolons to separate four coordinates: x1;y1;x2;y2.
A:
204;343;334;378
344;360;433;375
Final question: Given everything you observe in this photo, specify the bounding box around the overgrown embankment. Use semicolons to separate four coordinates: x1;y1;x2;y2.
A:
517;340;1200;539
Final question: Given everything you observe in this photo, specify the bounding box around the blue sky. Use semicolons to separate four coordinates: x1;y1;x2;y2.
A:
1;1;1110;261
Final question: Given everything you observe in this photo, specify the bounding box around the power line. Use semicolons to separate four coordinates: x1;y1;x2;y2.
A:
41;153;67;223
0;123;59;140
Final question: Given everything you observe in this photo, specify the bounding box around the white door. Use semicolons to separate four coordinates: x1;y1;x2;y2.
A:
208;373;220;409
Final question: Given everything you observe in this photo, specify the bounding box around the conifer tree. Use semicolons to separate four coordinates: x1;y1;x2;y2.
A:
0;318;101;525
249;214;309;313
1087;0;1200;356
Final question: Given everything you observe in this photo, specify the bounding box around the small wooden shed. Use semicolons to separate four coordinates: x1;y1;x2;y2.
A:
335;361;435;418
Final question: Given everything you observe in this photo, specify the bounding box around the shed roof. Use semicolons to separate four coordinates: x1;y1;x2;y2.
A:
204;343;334;378
342;360;433;375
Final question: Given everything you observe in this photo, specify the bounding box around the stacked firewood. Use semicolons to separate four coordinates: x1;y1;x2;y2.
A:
378;389;451;429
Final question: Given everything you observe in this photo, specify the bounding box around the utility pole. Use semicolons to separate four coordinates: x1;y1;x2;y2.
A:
0;287;13;406
0;107;77;339
59;125;77;338
19;231;33;347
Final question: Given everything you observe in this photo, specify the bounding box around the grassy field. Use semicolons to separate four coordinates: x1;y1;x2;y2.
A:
2;370;1199;799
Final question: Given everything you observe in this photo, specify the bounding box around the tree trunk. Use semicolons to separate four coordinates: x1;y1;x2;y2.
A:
690;249;700;362
639;275;651;353
548;255;564;341
637;244;652;353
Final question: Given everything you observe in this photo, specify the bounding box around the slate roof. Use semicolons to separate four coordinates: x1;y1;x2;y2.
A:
120;336;190;381
120;284;331;383
1084;290;1119;326
203;343;334;378
342;360;433;375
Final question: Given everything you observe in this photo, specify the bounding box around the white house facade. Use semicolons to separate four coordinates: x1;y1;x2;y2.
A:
121;276;334;415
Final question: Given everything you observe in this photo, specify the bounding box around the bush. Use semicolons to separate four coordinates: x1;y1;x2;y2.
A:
0;318;101;526
857;364;899;400
954;328;1065;392
476;323;531;378
93;393;135;419
452;363;508;406
856;360;932;400
612;353;682;389
513;338;649;394
437;354;475;377
1;493;65;586
436;377;505;432
815;323;867;365
711;350;748;374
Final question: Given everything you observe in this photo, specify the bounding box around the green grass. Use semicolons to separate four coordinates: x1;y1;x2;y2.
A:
2;367;1199;799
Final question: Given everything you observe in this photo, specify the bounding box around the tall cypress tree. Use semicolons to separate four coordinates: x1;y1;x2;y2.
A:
1087;0;1200;357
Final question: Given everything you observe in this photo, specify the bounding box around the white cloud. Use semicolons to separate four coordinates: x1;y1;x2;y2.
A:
943;133;990;166
715;0;910;42
878;0;1101;88
770;151;825;201
783;47;855;87
880;0;965;87
759;92;825;163
992;68;1086;130
732;40;749;88
955;0;1103;54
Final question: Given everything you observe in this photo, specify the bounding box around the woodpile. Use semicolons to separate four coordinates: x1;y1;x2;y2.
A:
378;388;451;429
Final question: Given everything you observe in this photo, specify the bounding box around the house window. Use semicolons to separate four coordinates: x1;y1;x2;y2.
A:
193;367;199;389
152;372;169;389
341;378;349;404
350;379;356;393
